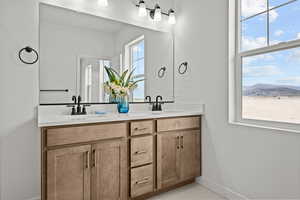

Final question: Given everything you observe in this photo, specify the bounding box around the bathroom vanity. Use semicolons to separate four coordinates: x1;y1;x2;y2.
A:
38;4;201;200
40;112;202;200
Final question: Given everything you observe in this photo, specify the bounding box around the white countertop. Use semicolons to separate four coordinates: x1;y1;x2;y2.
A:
38;110;203;127
38;104;205;127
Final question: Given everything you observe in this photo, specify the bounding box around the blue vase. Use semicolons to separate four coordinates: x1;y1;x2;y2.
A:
117;96;129;113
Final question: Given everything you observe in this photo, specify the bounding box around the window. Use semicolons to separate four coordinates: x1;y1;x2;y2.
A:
230;0;300;128
128;36;145;102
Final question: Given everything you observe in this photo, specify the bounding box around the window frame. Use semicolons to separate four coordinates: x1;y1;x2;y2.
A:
129;38;145;79
229;0;300;132
125;35;146;102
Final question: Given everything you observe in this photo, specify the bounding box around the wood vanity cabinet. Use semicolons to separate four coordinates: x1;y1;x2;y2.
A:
42;116;201;200
91;139;127;200
45;138;127;200
47;145;91;200
157;117;201;190
181;130;201;180
42;122;128;200
156;131;181;188
129;120;155;198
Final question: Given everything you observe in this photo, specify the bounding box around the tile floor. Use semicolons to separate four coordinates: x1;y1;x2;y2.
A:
149;183;226;200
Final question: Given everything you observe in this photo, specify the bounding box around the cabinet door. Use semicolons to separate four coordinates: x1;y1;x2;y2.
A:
47;145;91;200
91;139;127;200
180;130;201;181
157;132;181;189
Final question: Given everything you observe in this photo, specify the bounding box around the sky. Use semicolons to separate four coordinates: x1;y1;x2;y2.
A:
241;0;300;87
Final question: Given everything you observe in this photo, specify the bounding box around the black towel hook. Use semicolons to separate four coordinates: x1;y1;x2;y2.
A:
18;46;39;65
178;62;188;75
158;66;167;78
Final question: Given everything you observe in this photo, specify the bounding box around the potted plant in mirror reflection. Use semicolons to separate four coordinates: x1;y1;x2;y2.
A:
104;66;144;113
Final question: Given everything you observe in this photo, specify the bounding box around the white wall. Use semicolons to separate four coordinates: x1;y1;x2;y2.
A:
174;0;300;199
0;0;174;200
0;1;39;200
40;20;115;103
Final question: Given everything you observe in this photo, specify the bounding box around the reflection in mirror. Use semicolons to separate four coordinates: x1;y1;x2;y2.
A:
79;58;111;103
39;4;174;104
127;36;145;102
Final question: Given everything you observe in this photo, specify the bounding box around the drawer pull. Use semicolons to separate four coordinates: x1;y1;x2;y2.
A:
135;177;151;185
134;150;147;155
134;127;147;131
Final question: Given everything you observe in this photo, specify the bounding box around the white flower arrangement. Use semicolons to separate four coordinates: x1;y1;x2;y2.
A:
103;66;143;99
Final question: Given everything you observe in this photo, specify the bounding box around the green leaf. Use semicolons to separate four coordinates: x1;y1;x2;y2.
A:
120;69;129;86
104;66;115;82
109;67;121;79
125;68;136;87
132;79;145;86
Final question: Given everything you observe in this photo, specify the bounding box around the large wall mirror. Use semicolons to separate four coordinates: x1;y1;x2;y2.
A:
39;4;174;104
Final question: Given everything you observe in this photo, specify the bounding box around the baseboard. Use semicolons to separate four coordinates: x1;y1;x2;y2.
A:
27;178;248;200
26;196;40;200
196;177;249;200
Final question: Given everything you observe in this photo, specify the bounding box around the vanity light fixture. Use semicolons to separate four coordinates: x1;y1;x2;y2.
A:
168;9;176;24
98;0;108;7
153;4;162;21
135;1;176;24
138;0;147;17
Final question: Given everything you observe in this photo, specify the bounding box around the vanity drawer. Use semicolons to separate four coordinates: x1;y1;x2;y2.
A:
157;116;200;132
131;164;154;197
130;120;153;136
46;122;127;146
131;136;153;167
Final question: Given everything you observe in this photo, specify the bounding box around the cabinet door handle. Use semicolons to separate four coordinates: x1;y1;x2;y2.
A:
92;149;96;168
134;127;147;131
181;136;184;149
135;177;151;185
176;136;180;149
85;151;90;169
134;150;147;155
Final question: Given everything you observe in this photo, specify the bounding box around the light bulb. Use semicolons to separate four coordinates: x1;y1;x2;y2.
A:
98;0;108;7
138;0;147;17
154;5;162;21
168;9;176;24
